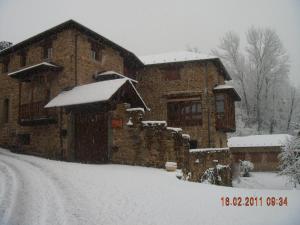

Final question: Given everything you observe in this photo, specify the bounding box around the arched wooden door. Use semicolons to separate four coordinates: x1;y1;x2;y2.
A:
75;111;109;163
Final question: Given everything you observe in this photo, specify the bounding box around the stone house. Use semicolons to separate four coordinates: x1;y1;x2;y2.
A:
137;52;240;149
228;134;292;171
0;20;240;172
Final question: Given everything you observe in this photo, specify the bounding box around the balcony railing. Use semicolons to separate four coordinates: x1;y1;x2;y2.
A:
19;101;57;126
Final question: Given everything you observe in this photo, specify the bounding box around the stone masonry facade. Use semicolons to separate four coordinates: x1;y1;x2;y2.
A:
136;62;228;149
0;20;236;185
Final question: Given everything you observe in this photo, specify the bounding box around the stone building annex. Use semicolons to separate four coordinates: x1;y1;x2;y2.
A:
0;20;240;181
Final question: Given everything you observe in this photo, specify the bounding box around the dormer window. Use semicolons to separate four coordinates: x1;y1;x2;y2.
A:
20;51;27;67
42;41;53;60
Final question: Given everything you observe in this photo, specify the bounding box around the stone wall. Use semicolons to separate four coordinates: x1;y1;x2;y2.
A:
183;148;232;185
111;104;190;168
136;61;228;149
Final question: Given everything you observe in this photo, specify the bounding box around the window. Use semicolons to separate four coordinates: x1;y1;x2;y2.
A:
18;134;30;145
90;42;101;61
2;58;9;73
3;98;9;124
189;140;198;149
162;67;180;81
20;51;27;67
215;94;225;113
167;100;202;126
42;42;53;59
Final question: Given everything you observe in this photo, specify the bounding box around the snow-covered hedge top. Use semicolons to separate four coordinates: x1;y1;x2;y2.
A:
126;108;145;114
142;121;167;127
182;134;190;140
189;147;229;153
228;134;293;148
138;51;216;65
166;127;182;132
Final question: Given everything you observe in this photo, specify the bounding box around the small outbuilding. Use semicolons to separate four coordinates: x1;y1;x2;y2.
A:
228;134;293;171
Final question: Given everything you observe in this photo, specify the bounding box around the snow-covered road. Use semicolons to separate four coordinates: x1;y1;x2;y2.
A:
0;148;299;225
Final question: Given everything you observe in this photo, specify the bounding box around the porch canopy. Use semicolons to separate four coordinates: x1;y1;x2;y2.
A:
45;78;148;110
213;84;241;101
8;62;62;80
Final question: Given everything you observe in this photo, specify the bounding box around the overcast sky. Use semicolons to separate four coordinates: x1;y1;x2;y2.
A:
0;0;299;85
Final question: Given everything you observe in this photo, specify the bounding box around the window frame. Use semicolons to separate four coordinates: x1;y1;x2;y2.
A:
215;94;225;114
42;41;53;60
90;42;102;61
167;99;202;126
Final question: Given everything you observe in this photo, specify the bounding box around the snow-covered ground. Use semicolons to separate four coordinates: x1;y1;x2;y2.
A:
233;172;298;190
0;148;299;225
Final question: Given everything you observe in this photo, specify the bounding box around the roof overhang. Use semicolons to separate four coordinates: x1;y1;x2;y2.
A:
213;84;241;101
0;20;143;68
45;78;148;110
8;62;62;80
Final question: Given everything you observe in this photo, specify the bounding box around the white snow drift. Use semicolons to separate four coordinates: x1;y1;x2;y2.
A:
0;148;299;225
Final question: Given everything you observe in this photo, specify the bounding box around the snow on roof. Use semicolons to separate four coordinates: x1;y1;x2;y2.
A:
228;134;293;148
213;84;234;90
95;71;138;83
138;51;217;65
45;78;147;108
189;147;229;153
213;84;241;101
8;62;60;76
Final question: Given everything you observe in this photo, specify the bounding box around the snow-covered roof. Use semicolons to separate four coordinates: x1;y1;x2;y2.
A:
228;134;293;148
45;78;147;109
8;62;60;77
213;84;241;101
189;147;229;153
213;84;234;90
95;71;138;83
139;51;217;65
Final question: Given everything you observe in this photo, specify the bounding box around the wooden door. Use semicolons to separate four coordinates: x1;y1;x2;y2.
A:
75;111;108;163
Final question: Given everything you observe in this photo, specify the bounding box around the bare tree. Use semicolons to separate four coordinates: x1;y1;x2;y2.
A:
0;41;13;51
246;27;289;131
212;32;251;119
287;87;297;131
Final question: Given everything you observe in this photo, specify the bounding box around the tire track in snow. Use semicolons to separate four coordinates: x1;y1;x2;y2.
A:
0;151;104;225
0;160;19;224
0;154;68;225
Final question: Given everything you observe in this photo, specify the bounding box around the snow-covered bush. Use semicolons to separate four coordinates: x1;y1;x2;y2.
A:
278;136;300;188
201;167;217;184
240;160;254;177
201;164;231;185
